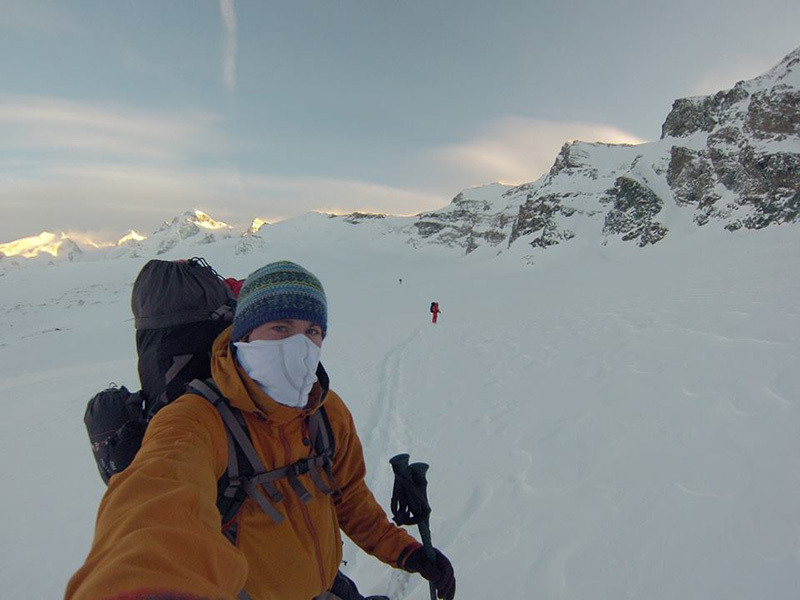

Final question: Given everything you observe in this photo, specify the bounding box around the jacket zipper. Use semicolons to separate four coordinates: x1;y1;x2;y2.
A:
278;424;328;591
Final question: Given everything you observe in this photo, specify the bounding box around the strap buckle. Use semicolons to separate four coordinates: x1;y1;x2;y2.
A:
290;460;311;476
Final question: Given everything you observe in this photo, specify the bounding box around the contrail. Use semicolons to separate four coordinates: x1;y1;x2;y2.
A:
220;0;237;90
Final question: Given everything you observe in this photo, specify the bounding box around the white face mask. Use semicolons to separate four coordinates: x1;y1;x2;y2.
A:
234;334;321;409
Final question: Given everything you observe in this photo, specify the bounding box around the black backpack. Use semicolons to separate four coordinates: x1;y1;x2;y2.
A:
83;258;340;526
430;302;437;313
85;257;235;483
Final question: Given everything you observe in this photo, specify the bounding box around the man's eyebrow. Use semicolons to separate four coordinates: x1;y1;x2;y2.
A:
269;319;322;328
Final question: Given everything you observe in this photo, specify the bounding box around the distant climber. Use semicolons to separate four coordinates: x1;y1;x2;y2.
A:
430;301;441;324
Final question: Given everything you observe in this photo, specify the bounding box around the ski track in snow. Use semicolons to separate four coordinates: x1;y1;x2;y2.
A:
360;327;426;599
366;327;420;476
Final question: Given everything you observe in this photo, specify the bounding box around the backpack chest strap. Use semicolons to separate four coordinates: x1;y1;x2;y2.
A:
188;379;339;526
248;453;337;503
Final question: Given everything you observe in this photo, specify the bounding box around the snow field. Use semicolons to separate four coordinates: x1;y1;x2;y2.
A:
0;224;799;599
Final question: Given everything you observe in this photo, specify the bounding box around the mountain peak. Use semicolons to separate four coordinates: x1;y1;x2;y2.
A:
192;210;229;230
247;218;270;235
0;231;70;258
757;44;800;87
118;230;147;245
661;45;800;140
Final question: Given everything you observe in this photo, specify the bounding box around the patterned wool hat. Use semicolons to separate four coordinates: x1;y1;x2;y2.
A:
232;261;327;342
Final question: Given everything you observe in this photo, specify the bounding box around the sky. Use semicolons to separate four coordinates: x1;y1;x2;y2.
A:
1;0;798;243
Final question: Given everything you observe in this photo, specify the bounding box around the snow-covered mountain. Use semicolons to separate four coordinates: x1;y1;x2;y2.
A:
405;46;799;253
0;231;85;263
2;48;797;266
111;210;235;258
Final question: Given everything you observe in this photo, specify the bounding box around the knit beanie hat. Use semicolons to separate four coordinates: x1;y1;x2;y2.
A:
232;261;327;342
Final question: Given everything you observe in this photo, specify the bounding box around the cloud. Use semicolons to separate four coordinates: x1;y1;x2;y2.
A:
689;57;776;96
0;93;446;243
0;95;220;160
220;0;237;90
241;173;443;219
0;163;444;243
431;117;647;187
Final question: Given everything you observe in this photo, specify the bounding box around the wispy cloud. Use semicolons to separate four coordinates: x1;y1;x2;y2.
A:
220;0;237;90
689;57;775;96
432;117;646;186
0;163;444;243
241;173;443;219
0;95;221;160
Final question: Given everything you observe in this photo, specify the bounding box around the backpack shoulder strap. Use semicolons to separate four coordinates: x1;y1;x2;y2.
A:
308;407;334;456
306;407;341;501
183;384;256;600
186;379;285;526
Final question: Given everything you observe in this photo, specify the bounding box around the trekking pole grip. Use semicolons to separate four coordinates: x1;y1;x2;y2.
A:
390;454;437;600
390;453;410;476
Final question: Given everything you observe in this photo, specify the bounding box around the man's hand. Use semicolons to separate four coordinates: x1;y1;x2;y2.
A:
403;547;456;600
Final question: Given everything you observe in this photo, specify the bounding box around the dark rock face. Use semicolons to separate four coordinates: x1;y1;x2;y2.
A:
411;191;509;253
661;97;719;138
342;212;387;224
157;238;178;255
665;120;799;230
413;221;448;237
661;86;750;139
601;177;667;246
745;90;800;137
509;194;575;248
667;146;718;208
548;143;599;180
656;49;799;233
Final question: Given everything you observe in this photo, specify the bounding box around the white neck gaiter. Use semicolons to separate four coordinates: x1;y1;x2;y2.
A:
234;334;321;409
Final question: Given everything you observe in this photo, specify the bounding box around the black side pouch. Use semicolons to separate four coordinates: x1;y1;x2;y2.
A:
84;385;147;484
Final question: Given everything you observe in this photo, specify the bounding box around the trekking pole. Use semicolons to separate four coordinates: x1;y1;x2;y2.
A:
390;453;437;600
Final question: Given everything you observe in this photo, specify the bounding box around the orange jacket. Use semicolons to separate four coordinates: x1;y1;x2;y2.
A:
66;327;420;600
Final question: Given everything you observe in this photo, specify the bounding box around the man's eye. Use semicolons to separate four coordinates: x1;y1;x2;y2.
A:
307;328;321;336
272;325;287;332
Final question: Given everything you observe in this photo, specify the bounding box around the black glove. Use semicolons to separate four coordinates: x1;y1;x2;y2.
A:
404;547;456;600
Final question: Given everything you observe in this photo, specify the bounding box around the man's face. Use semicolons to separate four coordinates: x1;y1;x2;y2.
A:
247;319;324;347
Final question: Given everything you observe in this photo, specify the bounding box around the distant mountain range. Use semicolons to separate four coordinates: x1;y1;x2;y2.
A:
2;46;797;266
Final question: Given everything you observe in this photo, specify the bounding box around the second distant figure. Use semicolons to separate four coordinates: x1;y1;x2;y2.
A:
430;301;441;324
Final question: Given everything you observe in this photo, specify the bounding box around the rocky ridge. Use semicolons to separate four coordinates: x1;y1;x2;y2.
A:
393;46;799;254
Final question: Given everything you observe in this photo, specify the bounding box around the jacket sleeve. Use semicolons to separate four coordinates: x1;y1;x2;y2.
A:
65;396;249;600
330;401;421;567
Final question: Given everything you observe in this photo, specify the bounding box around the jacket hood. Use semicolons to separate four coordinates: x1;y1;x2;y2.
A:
210;325;329;425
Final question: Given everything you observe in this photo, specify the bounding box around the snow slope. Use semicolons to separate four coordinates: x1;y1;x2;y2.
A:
1;222;799;599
